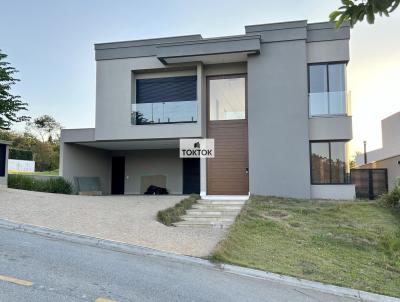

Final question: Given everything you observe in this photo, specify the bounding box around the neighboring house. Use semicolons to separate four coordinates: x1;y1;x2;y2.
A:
60;20;355;199
356;112;400;190
0;140;11;188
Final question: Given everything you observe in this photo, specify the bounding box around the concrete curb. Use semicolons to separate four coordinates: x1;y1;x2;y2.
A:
0;218;398;302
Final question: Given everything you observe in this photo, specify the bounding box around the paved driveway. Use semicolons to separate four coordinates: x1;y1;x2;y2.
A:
0;188;225;257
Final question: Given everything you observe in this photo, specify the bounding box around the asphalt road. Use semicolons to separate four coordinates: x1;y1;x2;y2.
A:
0;228;361;302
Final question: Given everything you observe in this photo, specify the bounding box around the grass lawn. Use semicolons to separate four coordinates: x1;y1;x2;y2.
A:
9;169;59;176
211;196;400;297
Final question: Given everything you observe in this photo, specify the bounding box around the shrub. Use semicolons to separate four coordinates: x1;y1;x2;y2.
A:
157;194;200;226
9;148;33;161
8;174;73;194
379;179;400;208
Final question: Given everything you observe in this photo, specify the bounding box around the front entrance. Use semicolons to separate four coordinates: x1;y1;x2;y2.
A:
183;158;200;194
111;156;125;194
206;75;249;195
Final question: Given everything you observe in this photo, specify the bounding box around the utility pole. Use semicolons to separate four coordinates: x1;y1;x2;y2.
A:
363;141;367;164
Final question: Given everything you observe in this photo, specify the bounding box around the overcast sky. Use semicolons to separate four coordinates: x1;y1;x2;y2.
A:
1;0;399;155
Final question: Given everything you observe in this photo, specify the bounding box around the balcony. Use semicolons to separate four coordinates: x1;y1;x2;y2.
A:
131;100;197;125
309;91;351;117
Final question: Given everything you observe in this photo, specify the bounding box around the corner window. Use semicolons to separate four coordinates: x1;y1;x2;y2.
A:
132;76;197;125
209;76;246;121
310;141;347;184
308;63;347;116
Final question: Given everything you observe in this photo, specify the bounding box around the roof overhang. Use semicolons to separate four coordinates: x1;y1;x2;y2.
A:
61;129;181;151
76;139;179;151
156;35;261;64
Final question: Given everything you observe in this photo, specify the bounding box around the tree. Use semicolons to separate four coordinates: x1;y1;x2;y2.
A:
0;50;29;130
0;129;60;172
330;0;400;28
27;114;62;143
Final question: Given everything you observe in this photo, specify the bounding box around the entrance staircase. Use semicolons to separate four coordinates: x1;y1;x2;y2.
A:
173;199;246;228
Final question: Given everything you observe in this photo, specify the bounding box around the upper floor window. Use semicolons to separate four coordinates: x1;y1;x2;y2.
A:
209;76;246;121
308;63;348;117
132;76;197;125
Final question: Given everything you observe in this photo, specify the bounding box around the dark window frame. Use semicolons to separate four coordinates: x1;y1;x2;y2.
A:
309;140;348;185
133;75;198;125
307;61;348;117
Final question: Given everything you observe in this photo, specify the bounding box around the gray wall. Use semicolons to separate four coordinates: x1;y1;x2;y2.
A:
248;41;311;198
95;57;203;141
309;116;352;141
113;149;183;194
307;40;349;63
60;143;111;194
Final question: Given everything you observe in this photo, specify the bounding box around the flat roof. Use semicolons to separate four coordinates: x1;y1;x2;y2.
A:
95;20;350;61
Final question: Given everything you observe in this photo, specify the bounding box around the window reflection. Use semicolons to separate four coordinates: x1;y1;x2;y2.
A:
132;76;197;124
209;77;246;121
308;63;347;116
310;141;347;184
311;142;330;184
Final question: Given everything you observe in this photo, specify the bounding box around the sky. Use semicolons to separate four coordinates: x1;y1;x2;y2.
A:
1;0;399;156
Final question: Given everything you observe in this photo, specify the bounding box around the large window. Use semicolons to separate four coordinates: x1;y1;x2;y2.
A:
310;141;347;184
132;76;197;125
308;63;347;116
209;76;246;121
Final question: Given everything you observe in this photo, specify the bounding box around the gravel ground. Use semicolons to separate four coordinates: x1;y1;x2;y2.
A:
0;188;226;257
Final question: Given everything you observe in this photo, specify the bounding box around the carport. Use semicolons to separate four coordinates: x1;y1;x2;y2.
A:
60;129;200;195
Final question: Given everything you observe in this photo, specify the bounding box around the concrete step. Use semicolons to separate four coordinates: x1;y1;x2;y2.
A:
202;195;249;201
186;209;240;216
173;220;232;228
192;204;242;210
181;215;235;222
198;200;246;206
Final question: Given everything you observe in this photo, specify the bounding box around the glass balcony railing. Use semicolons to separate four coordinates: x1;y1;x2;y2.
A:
131;100;197;125
309;91;351;117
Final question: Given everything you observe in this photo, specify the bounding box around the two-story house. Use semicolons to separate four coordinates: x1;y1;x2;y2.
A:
60;20;355;199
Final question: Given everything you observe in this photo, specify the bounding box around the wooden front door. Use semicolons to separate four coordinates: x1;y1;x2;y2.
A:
207;75;249;195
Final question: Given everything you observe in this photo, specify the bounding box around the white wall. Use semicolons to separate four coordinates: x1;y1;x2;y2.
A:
8;159;35;173
311;184;356;200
